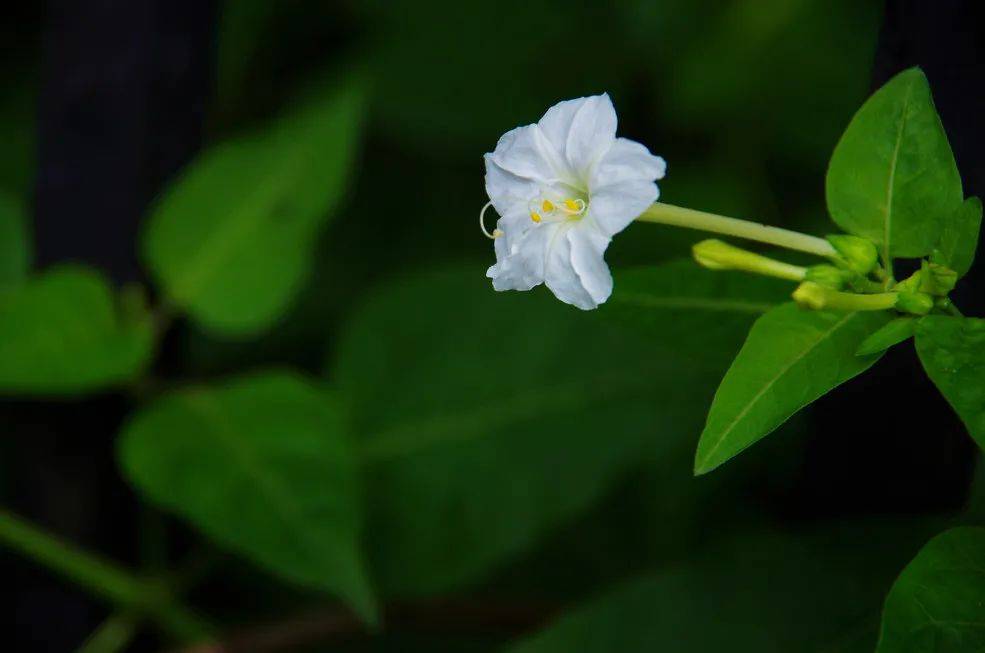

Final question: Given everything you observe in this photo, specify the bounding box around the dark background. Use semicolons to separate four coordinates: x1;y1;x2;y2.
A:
2;1;984;651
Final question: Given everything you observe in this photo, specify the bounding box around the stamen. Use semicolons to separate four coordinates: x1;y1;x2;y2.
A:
479;201;501;239
560;198;587;215
530;211;542;223
541;199;555;213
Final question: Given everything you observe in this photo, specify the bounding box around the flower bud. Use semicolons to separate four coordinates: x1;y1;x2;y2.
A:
924;262;957;295
792;281;828;310
895;291;934;316
826;235;879;275
804;264;850;290
692;239;806;281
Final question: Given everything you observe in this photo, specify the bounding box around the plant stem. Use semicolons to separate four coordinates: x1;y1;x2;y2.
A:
638;202;837;258
0;508;211;642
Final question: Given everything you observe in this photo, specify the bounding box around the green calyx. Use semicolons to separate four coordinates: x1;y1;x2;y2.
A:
827;234;879;275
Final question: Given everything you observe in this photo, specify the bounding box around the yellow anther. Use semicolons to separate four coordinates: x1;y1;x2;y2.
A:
563;199;580;212
541;199;555;213
530;211;542;223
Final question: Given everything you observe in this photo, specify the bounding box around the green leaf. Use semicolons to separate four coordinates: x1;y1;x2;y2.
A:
606;259;790;361
876;527;985;652
915;316;985;451
0;190;30;289
695;304;891;474
0;266;153;394
118;371;376;621
332;266;730;596
826;68;963;261
142;78;364;337
932;197;982;280
856;317;916;356
507;530;912;653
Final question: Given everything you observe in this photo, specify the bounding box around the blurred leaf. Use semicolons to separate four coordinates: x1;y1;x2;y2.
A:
826;68;963;261
633;0;880;162
605;258;790;361
876;527;985;652
932;197;982;280
143;77;365;337
0;266;153;395
0;190;30;289
695;304;890;474
118;371;376;621
915;316;985;451
506;530;909;653
856;317;916;356
332;266;730;596
356;0;634;155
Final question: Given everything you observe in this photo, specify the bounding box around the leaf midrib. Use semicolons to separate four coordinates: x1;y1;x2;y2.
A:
698;312;858;468
184;391;337;572
358;373;639;462
882;77;915;267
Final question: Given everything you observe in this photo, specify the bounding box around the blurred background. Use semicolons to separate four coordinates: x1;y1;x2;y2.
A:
2;1;984;651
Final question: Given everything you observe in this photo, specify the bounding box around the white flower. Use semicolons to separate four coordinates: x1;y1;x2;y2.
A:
482;94;666;310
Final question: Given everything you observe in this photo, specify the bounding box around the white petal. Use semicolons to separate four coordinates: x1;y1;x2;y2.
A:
487;224;550;292
488;124;554;183
564;94;617;180
592;137;666;188
544;226;598;310
568;225;613;306
588;179;659;238
484;156;538;217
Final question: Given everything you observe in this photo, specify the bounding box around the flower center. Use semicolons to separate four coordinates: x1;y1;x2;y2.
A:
529;197;587;224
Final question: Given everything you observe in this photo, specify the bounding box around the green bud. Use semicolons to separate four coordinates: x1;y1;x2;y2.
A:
924;262;957;295
692;239;807;282
826;235;879;275
804;264;850;289
895;291;934;316
792;281;898;312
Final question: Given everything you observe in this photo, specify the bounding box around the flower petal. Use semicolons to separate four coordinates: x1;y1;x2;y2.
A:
544;226;598;310
568;225;613;306
588;179;659;238
487;124;554;183
592;137;666;188
487;223;549;292
564;94;617;180
484;157;538;217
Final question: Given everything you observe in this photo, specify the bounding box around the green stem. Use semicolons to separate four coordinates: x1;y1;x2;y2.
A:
0;509;211;642
638;202;837;258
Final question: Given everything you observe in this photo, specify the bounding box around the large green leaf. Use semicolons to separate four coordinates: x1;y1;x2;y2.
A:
142;78;364;337
856;317;916;356
826;68;963;262
118;371;376;621
932;197;982;280
0;266;153;394
915;316;985;451
332;266;731;596
0;190;30;289
606;258;790;361
507;530;917;653
876;527;985;652
695;304;891;474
